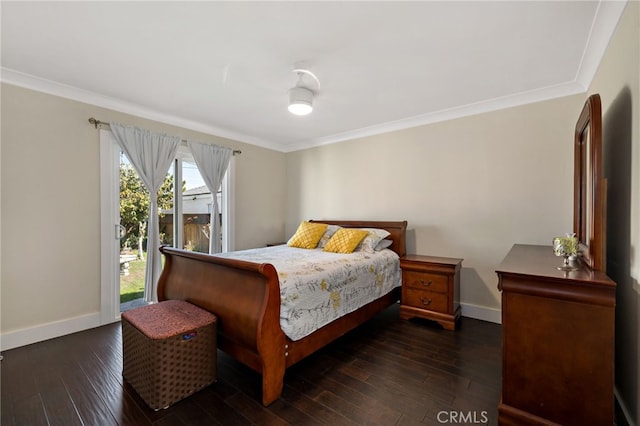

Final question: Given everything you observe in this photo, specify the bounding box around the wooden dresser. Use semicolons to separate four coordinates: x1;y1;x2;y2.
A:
399;254;462;330
496;244;616;425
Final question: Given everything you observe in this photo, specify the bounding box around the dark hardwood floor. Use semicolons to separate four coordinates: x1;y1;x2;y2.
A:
1;303;502;425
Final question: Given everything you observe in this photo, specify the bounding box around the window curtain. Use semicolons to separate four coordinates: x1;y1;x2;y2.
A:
187;140;232;254
110;123;181;303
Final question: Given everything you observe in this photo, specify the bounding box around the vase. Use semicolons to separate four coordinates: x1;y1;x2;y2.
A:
557;254;578;271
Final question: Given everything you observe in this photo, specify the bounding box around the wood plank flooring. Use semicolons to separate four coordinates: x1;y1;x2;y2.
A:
1;304;502;425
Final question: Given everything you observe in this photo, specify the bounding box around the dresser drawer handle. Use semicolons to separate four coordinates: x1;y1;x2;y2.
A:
420;297;433;306
419;278;433;287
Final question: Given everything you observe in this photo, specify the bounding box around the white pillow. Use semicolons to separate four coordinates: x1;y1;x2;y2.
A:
356;228;391;253
375;239;393;251
317;224;342;249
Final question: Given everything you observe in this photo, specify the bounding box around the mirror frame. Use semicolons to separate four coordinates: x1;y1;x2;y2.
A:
573;94;606;272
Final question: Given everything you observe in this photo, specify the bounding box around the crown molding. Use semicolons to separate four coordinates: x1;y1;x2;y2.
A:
574;0;628;89
286;81;586;152
0;67;286;152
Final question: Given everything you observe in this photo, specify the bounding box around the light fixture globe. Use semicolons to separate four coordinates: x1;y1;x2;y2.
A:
288;86;313;115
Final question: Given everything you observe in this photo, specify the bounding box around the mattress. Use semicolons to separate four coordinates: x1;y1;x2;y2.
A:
214;244;401;340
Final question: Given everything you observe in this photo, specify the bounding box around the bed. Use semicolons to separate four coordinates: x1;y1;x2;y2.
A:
157;219;407;406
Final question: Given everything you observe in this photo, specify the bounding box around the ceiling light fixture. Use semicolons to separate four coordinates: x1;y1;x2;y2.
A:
288;68;320;116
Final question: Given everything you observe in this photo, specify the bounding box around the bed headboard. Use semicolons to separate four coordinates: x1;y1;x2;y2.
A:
309;220;407;258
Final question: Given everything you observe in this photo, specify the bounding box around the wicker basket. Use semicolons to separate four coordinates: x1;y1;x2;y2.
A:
121;300;217;410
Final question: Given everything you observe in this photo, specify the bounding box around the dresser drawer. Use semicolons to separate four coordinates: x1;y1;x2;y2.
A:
402;288;449;314
403;270;449;293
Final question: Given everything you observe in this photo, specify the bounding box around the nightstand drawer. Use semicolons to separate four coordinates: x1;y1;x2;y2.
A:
403;270;449;293
402;288;449;314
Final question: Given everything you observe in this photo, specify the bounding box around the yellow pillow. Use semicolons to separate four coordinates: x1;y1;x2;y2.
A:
323;228;369;254
287;221;328;249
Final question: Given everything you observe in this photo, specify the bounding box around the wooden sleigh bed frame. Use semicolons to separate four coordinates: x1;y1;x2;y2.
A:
157;220;407;406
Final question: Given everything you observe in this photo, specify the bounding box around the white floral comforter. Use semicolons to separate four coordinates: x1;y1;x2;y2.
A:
213;245;401;341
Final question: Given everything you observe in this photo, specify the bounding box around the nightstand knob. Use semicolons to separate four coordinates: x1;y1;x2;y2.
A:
420;297;433;306
419;278;432;287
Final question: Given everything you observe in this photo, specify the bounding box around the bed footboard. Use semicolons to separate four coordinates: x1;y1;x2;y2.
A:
157;246;287;405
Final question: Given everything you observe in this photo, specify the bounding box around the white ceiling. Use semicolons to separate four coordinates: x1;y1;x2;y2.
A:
0;1;627;152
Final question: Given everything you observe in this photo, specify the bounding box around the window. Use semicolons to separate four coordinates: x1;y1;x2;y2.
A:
101;132;234;322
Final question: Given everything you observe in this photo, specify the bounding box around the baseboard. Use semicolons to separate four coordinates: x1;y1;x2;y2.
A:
615;387;636;426
461;302;502;324
0;312;104;351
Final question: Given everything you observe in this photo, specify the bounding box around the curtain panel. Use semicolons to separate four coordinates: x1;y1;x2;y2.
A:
110;123;181;303
187;140;232;254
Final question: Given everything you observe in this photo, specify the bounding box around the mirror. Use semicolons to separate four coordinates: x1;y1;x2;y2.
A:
573;94;606;272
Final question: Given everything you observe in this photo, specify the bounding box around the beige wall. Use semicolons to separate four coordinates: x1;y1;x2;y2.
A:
589;1;639;423
0;84;287;335
286;94;584;316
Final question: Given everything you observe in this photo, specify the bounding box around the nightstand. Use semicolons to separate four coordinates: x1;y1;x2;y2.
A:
399;254;462;330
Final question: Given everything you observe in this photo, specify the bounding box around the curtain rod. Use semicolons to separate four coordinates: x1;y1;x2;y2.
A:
88;117;242;155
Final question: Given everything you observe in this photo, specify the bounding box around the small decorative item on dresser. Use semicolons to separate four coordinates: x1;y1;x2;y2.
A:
552;233;579;271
